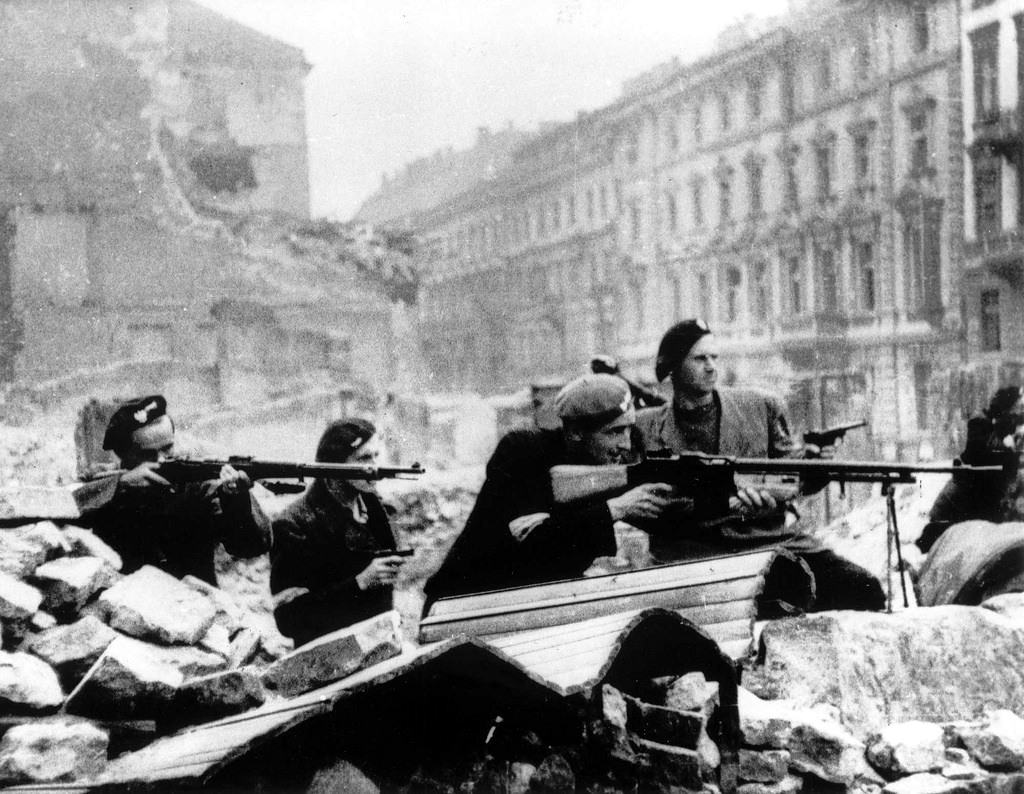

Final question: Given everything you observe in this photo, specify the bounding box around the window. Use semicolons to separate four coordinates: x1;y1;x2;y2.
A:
599;184;608;218
912;5;930;54
853;132;873;189
567;195;576;227
537;206;547;238
625;131;639;165
665;191;678;233
719;93;731;133
718;174;732;224
698;272;712;318
725;267;742;323
914;361;931;430
665;114;680;152
782;149;799;210
788;255;804;315
747;159;764;216
971;23;1000;121
629;199;641;242
974;154;1002;237
693;104;703;144
817;50;832;92
751;261;771;324
909;111;931;176
692;181;705;227
815;140;834;202
815;244;839;314
856;38;872;81
903;203;943;313
748;78;762;122
585;188;594;223
552;200;562;232
856;240;877;312
981;289;1002;351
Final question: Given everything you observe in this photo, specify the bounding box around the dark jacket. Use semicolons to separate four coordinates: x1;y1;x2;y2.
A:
73;474;270;585
634;387;809;558
423;428;618;605
271;480;397;647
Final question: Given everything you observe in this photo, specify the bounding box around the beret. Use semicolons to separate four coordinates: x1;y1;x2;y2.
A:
102;395;168;451
555;373;632;429
316;418;376;462
655;318;712;381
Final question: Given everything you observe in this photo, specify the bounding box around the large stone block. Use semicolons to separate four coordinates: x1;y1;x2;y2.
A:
738;774;803;794
624;690;705;749
738;687;797;749
745;608;1024;736
181;575;244;635
22;615;118;685
64;636;183;719
33;556;118;614
171;668;266;726
867;721;946;778
61;527;122;571
633;738;703;791
882;772;990;794
0;571;42;621
0;529;50;578
98;566;217;645
0;717;108;784
0;651;64;710
739;749;790;784
261;611;403;697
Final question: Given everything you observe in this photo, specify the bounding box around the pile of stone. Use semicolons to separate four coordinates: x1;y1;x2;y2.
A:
0;520;297;786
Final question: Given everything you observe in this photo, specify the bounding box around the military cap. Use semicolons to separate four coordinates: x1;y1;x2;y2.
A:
655;318;712;382
102;395;169;452
316;418;376;463
554;373;633;430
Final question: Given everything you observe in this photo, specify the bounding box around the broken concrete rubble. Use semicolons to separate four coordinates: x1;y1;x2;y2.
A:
98;566;219;645
32;555;118;614
0;717;108;784
0;651;64;711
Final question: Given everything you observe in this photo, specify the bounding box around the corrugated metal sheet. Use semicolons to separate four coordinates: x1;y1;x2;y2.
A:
419;548;775;655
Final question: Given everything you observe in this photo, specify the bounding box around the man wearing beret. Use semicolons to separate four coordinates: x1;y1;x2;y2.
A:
73;395;271;585
270;418;407;647
635;320;884;614
424;373;673;603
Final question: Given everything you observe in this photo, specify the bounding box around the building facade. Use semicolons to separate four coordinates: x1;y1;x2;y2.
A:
960;0;1024;417
359;0;964;454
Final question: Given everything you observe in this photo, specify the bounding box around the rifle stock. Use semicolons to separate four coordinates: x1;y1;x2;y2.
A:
550;464;630;503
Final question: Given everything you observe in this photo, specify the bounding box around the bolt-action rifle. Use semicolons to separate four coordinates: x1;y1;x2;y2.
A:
86;456;425;494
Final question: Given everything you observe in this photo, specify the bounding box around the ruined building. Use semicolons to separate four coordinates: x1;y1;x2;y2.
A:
356;0;968;458
0;0;397;435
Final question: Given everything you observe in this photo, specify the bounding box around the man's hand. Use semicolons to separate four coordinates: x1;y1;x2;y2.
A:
119;461;172;490
216;464;252;497
804;442;837;460
608;483;673;523
355;555;406;590
729;486;778;515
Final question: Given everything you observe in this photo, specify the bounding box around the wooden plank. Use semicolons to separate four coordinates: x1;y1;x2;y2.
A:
489;612;644;653
700;617;755;643
427;550;774;618
422;575;761;642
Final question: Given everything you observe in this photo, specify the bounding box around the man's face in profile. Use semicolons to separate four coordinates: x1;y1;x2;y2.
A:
671;334;719;399
581;412;635;465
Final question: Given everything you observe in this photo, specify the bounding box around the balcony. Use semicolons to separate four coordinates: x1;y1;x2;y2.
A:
970;109;1023;161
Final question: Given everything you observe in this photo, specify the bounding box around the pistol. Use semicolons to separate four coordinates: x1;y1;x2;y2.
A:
804;420;867;448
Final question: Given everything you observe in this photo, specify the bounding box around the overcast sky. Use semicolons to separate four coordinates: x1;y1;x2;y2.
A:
197;0;790;221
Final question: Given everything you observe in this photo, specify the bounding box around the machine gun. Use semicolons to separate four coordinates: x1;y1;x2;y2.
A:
551;453;1004;609
86;456;425;494
803;420;867;449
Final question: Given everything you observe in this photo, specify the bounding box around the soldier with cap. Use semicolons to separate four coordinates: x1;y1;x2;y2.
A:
73;395;270;585
635;320;884;614
270;418;406;647
423;373;673;603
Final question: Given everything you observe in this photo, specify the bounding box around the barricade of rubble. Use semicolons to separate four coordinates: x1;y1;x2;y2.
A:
0;518;307;786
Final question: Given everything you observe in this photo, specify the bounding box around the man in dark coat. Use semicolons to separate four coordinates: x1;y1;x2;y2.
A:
271;419;406;647
73;395;270;585
635;320;884;614
424;374;672;604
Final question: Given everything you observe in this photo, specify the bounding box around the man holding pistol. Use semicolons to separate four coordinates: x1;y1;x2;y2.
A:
635;320;884;614
271;418;407;647
73;395;270;585
424;374;672;603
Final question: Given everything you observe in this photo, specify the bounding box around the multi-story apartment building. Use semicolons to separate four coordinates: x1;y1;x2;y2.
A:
961;0;1024;393
364;0;962;453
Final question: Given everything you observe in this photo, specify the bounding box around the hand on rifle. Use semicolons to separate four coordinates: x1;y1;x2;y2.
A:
356;555;406;590
608;483;674;523
804;442;837;460
216;464;252;497
730;486;779;517
120;462;172;491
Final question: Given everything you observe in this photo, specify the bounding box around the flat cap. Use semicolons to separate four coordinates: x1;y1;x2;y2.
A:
102;395;168;451
554;373;633;429
655;318;712;381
